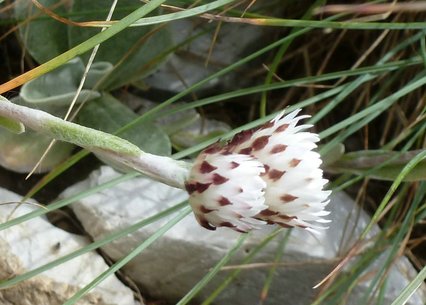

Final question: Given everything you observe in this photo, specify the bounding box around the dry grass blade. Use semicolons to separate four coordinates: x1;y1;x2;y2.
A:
25;0;118;179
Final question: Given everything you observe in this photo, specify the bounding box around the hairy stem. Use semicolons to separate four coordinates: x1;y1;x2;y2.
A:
0;96;190;189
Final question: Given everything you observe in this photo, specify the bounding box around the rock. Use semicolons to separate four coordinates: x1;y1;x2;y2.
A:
62;166;426;305
0;187;138;305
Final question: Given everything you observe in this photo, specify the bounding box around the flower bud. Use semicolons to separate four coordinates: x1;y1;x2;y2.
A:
185;109;331;233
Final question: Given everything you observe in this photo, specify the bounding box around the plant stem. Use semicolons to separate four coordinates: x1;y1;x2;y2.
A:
0;96;190;189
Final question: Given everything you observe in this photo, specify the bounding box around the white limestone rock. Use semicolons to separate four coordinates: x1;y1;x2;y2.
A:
63;166;425;305
0;187;138;305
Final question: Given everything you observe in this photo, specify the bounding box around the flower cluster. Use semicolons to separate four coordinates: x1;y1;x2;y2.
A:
185;109;331;233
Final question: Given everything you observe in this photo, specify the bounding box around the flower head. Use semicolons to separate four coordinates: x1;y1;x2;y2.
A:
185;109;331;233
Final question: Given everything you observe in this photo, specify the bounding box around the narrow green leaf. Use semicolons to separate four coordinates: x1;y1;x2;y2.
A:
69;0;173;89
202;229;281;305
360;182;424;304
328;150;426;181
130;0;237;27
23;149;90;201
177;234;249;305
259;230;291;304
360;150;426;239
390;267;426;305
0;201;187;288
242;18;426;30
63;206;191;305
14;0;69;63
0;0;169;93
259;0;325;117
319;72;426;141
0;172;139;231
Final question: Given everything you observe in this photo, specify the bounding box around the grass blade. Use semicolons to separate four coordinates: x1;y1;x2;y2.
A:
63;206;192;305
176;233;249;305
0;201;188;288
390;266;426;305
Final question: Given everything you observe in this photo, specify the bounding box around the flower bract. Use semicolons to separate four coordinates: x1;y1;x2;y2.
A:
185;109;331;233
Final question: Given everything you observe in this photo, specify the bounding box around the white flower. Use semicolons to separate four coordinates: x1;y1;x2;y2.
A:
185;109;331;233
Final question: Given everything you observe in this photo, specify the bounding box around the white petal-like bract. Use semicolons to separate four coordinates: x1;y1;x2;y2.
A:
185;109;331;233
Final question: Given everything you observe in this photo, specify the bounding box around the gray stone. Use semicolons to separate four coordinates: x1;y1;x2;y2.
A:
0;187;138;305
63;166;425;305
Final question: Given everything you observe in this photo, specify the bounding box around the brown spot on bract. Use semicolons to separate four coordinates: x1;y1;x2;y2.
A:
261;165;270;176
196;182;211;193
271;144;287;154
200;205;215;214
260;121;274;130
259;209;278;216
278;214;296;220
281;194;298;202
220;221;235;228
204;143;221;154
218;196;231;206
234;212;243;219
252;136;269;151
212;173;229;185
200;161;217;173
196;215;216;230
275;124;289;132
236;228;248;233
230;161;240;169
221;150;232;155
268;169;285;181
229;129;254;146
185;183;197;194
289;159;301;167
239;147;252;155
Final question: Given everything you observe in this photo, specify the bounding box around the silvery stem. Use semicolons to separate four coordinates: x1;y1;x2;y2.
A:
0;96;190;189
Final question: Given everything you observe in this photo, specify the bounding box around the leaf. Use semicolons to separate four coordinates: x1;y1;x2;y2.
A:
0;95;74;173
326;149;426;181
0;128;74;173
0;116;25;134
14;0;69;63
129;96;232;149
76;94;171;157
68;0;172;89
390;266;426;305
0;95;25;134
19;58;107;114
321;143;345;166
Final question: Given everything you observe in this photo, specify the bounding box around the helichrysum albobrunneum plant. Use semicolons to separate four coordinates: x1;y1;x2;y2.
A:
0;96;330;233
